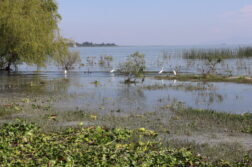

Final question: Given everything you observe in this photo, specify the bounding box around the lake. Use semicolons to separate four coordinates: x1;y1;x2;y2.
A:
1;45;252;114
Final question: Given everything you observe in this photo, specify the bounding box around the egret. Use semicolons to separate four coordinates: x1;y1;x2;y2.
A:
110;68;116;73
64;69;67;75
173;70;176;76
158;67;164;74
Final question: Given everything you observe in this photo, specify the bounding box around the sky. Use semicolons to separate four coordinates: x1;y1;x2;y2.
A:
57;0;252;46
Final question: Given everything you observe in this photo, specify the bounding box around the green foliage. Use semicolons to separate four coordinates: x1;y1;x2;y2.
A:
119;52;146;75
0;121;251;166
0;0;67;70
183;47;252;60
183;49;234;60
238;47;252;58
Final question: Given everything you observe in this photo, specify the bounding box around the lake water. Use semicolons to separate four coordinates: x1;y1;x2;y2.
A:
19;45;252;76
1;45;252;114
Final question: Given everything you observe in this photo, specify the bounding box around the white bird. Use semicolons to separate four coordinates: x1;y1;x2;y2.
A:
173;70;176;76
64;69;67;74
158;67;164;74
110;68;116;73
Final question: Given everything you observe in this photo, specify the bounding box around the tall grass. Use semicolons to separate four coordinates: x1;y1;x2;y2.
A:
237;47;252;58
183;47;252;59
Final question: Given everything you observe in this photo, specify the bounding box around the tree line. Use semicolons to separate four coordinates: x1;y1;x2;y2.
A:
68;42;117;47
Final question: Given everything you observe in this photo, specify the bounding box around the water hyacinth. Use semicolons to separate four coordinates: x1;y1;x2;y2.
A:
0;120;251;166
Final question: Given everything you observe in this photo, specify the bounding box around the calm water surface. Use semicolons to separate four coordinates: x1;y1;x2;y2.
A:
1;45;252;114
0;71;251;114
18;45;252;76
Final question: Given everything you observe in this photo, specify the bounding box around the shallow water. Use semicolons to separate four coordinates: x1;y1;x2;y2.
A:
1;45;252;115
17;45;252;76
1;72;251;114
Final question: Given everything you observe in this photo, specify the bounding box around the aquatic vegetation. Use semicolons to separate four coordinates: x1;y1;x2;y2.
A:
168;104;252;133
242;127;252;134
86;56;97;65
0;120;251;166
118;52;146;75
118;52;146;83
237;47;252;58
155;74;252;84
183;49;234;60
143;83;215;91
203;57;222;74
1;71;252;165
99;55;113;67
0;103;22;117
183;47;252;60
156;51;172;66
91;80;101;86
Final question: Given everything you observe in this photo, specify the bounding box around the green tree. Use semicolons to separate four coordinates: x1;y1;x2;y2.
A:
119;52;146;75
118;52;146;84
0;0;67;71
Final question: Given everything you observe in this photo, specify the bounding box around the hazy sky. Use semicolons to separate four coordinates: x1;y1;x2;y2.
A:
57;0;252;45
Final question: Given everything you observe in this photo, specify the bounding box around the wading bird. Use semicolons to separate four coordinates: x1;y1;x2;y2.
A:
173;70;176;76
110;68;116;73
158;67;164;74
64;69;67;75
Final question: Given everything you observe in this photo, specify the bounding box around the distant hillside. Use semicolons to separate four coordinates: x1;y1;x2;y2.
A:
68;42;117;47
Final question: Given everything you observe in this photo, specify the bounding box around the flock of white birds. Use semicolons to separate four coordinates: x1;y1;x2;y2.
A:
64;67;176;75
110;67;176;75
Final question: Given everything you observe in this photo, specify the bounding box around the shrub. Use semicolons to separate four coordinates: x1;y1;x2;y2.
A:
119;52;145;75
57;50;80;70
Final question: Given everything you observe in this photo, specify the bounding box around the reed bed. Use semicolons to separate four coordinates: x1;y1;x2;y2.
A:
183;47;252;59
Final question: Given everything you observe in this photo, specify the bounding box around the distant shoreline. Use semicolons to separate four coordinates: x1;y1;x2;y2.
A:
68;42;117;47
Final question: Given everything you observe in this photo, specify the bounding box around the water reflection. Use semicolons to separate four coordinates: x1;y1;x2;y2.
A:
0;72;251;114
0;74;70;96
13;46;252;76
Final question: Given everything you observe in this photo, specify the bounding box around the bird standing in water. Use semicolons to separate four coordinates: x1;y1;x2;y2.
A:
173;70;176;76
110;68;116;73
158;67;164;74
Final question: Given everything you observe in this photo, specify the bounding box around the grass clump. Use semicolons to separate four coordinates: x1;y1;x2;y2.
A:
169;105;252;133
0;103;22;117
242;127;252;134
0;120;251;166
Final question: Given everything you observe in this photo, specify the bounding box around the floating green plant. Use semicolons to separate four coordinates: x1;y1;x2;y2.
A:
0;120;251;166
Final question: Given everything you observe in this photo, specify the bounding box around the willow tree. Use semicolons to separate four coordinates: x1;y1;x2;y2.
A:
0;0;67;71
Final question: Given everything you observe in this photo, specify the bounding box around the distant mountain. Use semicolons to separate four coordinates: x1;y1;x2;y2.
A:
68;42;117;47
